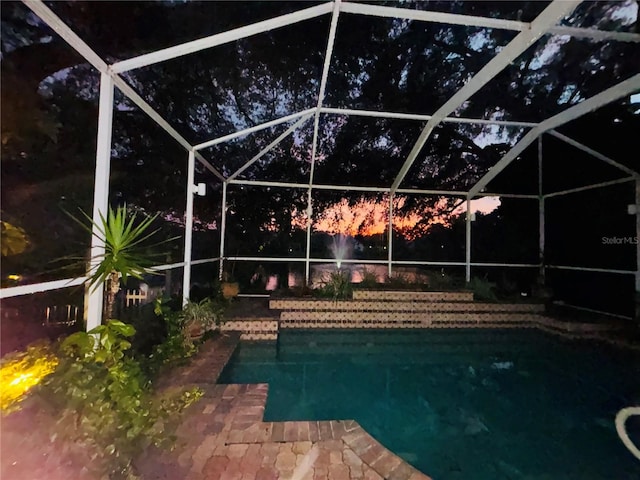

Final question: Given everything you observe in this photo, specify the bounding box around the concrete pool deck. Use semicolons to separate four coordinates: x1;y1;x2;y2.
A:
139;333;431;480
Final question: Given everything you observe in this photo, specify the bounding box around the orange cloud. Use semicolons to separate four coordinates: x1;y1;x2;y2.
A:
292;196;500;239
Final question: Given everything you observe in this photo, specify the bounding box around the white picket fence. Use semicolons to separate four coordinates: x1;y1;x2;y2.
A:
42;285;163;327
44;305;80;326
124;286;163;307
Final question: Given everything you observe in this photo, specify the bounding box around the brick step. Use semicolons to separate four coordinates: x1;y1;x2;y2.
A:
352;290;474;301
280;311;545;322
220;318;278;341
270;299;543;313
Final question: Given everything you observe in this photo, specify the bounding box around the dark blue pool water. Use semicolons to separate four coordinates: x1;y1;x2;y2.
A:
219;329;640;479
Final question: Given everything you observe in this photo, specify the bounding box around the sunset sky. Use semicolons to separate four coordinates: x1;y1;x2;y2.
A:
308;196;500;237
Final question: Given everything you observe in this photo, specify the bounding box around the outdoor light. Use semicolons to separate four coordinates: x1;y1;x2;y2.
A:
192;182;206;196
628;204;638;215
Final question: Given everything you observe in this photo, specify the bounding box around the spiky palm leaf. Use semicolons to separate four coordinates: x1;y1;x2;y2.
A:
79;206;161;290
66;205;174;320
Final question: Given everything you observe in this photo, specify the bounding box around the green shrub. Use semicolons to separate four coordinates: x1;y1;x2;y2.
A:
318;269;352;300
386;272;413;289
467;276;498;302
359;267;379;289
427;269;464;290
145;295;228;374
119;302;168;357
41;320;202;479
147;297;196;372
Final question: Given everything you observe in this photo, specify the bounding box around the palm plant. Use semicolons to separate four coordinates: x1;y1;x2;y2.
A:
68;205;168;320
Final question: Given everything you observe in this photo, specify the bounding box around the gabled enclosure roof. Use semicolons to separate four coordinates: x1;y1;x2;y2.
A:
21;0;640;193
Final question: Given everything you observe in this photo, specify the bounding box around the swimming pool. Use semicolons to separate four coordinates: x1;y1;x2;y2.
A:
219;329;640;479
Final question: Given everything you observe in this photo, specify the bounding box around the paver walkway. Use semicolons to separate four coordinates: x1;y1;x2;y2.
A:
136;333;431;480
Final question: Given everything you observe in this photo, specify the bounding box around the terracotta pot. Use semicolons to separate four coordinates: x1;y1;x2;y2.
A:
222;282;239;299
186;322;204;340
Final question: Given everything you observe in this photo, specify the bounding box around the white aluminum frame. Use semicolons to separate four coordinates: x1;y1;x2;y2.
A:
538;136;545;280
636;179;640;292
6;0;639;326
390;0;582;193
548;130;638;177
182;151;196;306
227;113;315;181
547;265;636;275
469;74;640;197
305;0;342;282
543;177;636;199
84;72;115;329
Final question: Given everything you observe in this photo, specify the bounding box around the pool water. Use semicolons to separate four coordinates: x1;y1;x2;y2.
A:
219;329;640;479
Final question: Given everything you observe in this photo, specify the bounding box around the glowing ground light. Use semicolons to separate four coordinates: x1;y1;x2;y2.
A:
10;372;34;385
0;347;58;413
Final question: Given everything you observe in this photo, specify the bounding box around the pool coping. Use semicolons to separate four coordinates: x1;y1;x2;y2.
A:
145;332;432;479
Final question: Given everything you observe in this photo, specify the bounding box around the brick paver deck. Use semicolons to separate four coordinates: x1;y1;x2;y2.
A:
137;333;431;480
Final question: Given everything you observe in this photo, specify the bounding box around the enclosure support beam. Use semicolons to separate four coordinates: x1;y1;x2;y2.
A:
219;182;228;281
196;106;535;152
22;0;224;182
111;3;334;73
546;265;636;275
548;130;639;177
465;197;472;283
636;179;640;294
227;113;315;181
538;135;545;281
86;73;115;331
390;0;580;192
319;107;538;127
222;256;540;268
194;108;316;151
305;0;341;284
182;151;196;307
341;1;640;43
469;74;640;197
543;177;636;198
340;1;528;32
387;193;393;277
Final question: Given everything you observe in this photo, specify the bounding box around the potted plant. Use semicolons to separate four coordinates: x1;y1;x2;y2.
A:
180;297;226;340
221;270;239;299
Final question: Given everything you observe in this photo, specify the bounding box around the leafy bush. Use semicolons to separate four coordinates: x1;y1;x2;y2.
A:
41;320;202;479
145;294;228;374
385;272;413;289
359;267;379;289
146;296;196;372
118;301;168;356
427;269;464;290
467;276;498;302
318;269;352;300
